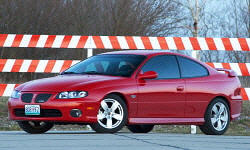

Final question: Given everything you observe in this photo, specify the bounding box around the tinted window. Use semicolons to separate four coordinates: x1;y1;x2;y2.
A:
141;55;180;79
85;61;109;72
63;54;146;77
177;56;208;78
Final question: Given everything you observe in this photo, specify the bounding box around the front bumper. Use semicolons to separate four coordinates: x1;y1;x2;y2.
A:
8;96;99;123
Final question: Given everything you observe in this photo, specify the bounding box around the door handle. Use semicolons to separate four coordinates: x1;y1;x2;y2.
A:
176;86;184;91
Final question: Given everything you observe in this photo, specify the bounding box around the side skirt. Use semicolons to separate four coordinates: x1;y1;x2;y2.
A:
128;118;204;125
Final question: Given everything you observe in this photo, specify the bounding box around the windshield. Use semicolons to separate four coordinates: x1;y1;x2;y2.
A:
62;54;146;77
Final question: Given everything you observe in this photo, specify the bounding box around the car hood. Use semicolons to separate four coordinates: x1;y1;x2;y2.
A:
18;74;123;92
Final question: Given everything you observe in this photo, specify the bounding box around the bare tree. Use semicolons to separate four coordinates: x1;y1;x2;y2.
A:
214;0;249;38
173;0;213;37
0;0;184;83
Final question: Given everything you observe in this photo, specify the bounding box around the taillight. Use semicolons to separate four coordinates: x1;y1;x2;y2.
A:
234;88;241;96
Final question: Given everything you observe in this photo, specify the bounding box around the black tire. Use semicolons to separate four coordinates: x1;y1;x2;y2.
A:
90;94;128;133
199;98;230;135
127;125;154;133
18;121;54;134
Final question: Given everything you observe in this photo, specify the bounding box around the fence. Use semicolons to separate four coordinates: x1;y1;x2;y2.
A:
0;34;249;99
0;34;249;134
0;34;249;50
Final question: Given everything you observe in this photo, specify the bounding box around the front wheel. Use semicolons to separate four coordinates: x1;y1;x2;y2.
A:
18;121;54;134
90;94;128;133
127;125;154;133
199;98;230;135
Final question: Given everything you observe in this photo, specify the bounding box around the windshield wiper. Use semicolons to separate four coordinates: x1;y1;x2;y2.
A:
61;72;79;75
82;71;105;75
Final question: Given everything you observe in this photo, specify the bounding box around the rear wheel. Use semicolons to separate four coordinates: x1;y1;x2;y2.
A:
90;94;128;133
17;121;54;134
199;98;230;135
127;125;154;133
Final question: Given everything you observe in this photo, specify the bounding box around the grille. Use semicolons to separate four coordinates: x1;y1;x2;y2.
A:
21;93;33;103
14;109;62;117
35;94;52;103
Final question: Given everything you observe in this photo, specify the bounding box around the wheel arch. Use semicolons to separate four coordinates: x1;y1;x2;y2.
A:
207;96;231;118
211;96;230;110
105;92;128;107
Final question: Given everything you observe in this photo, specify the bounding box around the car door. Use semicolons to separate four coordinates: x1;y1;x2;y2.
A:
137;55;185;118
176;56;210;118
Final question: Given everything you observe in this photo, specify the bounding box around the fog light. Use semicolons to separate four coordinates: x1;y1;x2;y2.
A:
70;109;82;118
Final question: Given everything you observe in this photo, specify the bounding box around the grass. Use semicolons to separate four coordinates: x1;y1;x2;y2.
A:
1;97;249;135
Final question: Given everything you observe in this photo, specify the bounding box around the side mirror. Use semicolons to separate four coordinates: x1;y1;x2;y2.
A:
138;71;158;80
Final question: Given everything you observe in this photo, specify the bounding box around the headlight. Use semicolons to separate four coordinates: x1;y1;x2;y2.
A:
56;91;88;99
11;90;21;99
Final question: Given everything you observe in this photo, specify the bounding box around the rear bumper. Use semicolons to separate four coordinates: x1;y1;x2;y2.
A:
8;97;99;123
230;99;242;121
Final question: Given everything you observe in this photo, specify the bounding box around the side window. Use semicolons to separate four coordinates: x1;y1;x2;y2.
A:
177;56;208;78
141;55;180;79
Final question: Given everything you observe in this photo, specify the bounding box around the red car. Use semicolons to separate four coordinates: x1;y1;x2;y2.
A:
8;50;242;135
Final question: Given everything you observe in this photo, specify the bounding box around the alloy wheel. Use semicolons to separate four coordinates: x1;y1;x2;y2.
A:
97;98;124;129
210;102;229;131
28;121;47;128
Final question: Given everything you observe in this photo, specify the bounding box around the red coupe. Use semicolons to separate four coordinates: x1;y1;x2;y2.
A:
8;50;242;135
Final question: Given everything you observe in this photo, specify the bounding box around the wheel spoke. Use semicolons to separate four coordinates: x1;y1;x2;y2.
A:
221;115;228;121
217;120;222;129
111;101;119;112
113;113;123;121
107;118;112;128
211;117;217;124
212;106;218;114
218;104;225;114
97;113;106;120
101;101;109;111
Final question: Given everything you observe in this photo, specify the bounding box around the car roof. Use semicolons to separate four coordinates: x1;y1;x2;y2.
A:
100;50;185;57
98;50;217;75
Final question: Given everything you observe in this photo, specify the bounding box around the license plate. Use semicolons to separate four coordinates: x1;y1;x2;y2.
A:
25;105;40;115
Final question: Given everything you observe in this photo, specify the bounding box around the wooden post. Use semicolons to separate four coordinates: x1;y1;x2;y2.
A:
87;48;93;58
